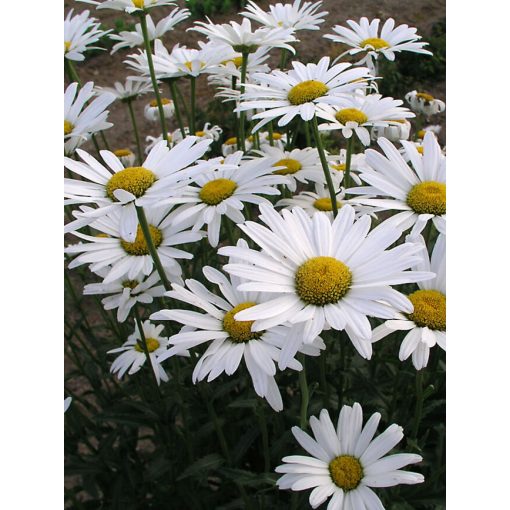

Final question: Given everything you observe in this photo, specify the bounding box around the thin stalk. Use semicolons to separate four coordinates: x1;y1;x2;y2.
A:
411;369;425;439
343;136;354;194
99;130;110;151
338;332;347;408
126;99;143;165
189;76;197;136
167;79;186;138
303;119;312;147
175;81;191;123
267;121;275;146
135;206;172;292
279;48;289;70
138;12;168;142
311;115;339;218
237;51;249;152
298;354;309;429
65;58;82;86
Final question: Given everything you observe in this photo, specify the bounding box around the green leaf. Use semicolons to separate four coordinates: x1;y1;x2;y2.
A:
177;453;225;481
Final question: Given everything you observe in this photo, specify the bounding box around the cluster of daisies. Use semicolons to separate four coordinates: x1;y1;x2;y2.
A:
64;1;445;508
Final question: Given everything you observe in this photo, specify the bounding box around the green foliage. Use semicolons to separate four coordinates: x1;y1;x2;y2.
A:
185;0;244;18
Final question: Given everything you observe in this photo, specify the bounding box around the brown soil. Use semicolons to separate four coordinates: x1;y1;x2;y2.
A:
64;0;446;151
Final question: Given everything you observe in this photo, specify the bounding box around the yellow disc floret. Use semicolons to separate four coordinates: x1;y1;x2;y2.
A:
122;279;139;289
416;146;424;155
416;92;435;103
121;225;163;256
132;0;145;9
64;120;74;136
149;98;171;107
195;130;205;137
360;37;389;50
225;136;237;145
273;158;302;175
272;132;283;140
199;178;238;205
223;302;263;343
134;337;160;353
106;167;157;201
335;108;368;125
407;289;446;330
313;197;341;212
114;149;133;157
329;455;364;490
416;130;426;139
295;256;352;306
288;80;329;105
331;163;346;172
406;181;446;215
64;41;71;53
231;56;244;67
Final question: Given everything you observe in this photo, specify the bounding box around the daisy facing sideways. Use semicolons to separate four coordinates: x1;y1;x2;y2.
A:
65;205;203;284
318;93;414;146
237;57;372;131
276;403;423;509
405;90;446;117
218;204;433;365
64;137;213;241
162;151;289;247
80;0;176;14
372;231;445;370
348;131;446;234
150;240;325;411
108;320;174;385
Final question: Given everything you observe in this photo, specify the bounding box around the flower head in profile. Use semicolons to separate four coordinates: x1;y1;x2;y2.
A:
64;82;115;156
349;131;446;234
276;403;424;509
96;79;153;102
237;57;372;132
108;320;174;385
79;0;175;14
372;230;445;370
64;9;111;61
325;17;432;68
219;204;433;366
405;90;446;117
144;96;175;121
241;0;328;32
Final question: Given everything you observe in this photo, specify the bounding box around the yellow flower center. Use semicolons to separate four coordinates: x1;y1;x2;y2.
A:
329;455;364;490
122;279;139;289
416;146;424;155
223;302;263;343
406;181;446;215
335;108;368;125
96;233;110;238
295;256;352;306
416;92;435;103
134;337;160;353
120;224;163;256
64;120;74;136
132;0;145;8
231;56;244;67
287;80;329;105
273;158;302;175
416;130;426;139
313;198;341;212
149;98;171;107
360;37;389;50
106;167;157;201
272;132;283;140
407;289;446;330
331;163;346;172
114;148;133;157
199;178;238;205
64;41;71;53
225;136;237;145
195;130;205;137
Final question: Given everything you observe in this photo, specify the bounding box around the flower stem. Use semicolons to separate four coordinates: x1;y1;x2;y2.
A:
167;79;186;138
298;354;309;429
64;58;82;86
135;206;172;292
189;76;197;136
138;12;168;143
267;120;275;146
343;135;354;195
126;99;143;165
412;369;425;439
311;115;339;218
237;52;249;152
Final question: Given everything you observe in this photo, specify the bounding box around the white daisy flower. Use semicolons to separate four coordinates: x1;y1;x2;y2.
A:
64;82;115;156
65;205;203;284
416;124;441;141
218;204;433;366
317;93;414;146
189;17;297;54
372;231;445;370
109;8;190;53
150;241;325;411
171;123;223;145
164;151;288;247
237;57;372;132
405;90;445;117
64;9;110;62
95;79;153;102
241;0;328;32
349;132;446;234
112;148;136;167
84;269;166;322
327;150;367;188
144;96;175;121
276;403;424;509
222;136;253;156
371;119;411;143
80;0;175;14
251;145;324;192
258;130;288;150
64;137;213;240
108;320;172;385
276;186;378;219
324;17;432;69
